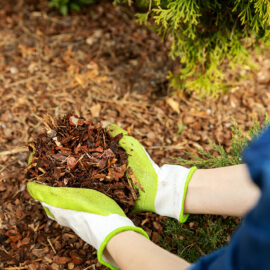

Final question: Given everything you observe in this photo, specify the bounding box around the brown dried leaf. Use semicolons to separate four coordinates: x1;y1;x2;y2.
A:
67;156;77;169
90;103;101;118
69;116;84;126
55;256;71;265
51;154;67;162
32;247;49;258
166;97;180;114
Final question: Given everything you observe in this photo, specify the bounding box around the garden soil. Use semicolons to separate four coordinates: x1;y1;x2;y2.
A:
0;0;270;269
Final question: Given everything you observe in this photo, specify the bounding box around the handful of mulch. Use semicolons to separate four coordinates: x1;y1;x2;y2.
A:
26;115;142;213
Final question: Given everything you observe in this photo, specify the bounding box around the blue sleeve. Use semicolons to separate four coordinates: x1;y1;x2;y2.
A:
190;126;270;270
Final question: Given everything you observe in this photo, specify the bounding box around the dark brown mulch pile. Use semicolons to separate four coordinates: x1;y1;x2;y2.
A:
27;115;140;213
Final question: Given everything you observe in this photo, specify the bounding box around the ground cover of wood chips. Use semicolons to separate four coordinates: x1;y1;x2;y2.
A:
0;0;270;269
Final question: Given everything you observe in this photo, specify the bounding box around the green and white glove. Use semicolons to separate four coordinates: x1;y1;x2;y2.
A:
107;124;197;223
27;182;149;270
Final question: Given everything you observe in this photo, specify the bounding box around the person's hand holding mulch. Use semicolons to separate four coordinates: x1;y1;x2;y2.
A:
107;124;197;222
27;120;197;270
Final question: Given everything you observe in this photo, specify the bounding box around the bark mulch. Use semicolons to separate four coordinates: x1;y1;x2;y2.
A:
27;114;141;213
0;0;270;269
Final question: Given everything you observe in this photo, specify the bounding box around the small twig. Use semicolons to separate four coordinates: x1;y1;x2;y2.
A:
38;12;71;26
147;145;185;150
24;174;45;183
38;167;46;174
0;147;28;157
0;165;7;173
83;150;92;160
3;267;27;270
127;177;138;201
0;246;9;254
77;154;85;163
47;237;56;254
195;243;206;256
34;114;60;148
83;264;96;270
180;243;195;256
4;75;40;88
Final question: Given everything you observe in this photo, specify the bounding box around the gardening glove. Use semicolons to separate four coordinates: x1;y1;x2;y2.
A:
27;182;149;270
107;124;197;223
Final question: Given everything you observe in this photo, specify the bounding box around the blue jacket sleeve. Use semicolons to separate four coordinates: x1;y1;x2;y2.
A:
190;126;270;270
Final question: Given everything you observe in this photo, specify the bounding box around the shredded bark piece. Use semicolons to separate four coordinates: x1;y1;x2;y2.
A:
128;167;145;192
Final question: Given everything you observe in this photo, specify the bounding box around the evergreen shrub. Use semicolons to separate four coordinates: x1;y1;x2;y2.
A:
115;0;270;96
49;0;270;95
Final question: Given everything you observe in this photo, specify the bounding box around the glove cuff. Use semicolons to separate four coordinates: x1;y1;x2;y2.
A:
98;226;150;270
179;166;197;223
155;165;197;222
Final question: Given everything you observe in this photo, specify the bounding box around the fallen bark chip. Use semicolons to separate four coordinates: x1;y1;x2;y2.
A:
128;167;145;192
26;115;141;213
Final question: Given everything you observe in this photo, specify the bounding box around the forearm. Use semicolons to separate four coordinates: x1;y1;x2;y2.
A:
106;231;190;270
185;164;261;216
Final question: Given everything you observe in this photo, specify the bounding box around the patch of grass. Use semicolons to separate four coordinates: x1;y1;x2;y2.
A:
176;118;270;169
160;215;238;263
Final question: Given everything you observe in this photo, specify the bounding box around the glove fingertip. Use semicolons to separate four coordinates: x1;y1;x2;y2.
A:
27;181;37;199
107;123;128;137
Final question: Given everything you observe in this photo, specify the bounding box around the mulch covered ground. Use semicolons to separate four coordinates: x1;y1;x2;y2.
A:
0;0;270;269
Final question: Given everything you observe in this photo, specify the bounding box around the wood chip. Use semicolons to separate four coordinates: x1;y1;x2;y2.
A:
128;167;145;192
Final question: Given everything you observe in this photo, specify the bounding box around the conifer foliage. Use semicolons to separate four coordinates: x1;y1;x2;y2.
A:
116;0;270;95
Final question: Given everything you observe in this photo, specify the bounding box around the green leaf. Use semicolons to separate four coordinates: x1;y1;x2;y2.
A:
70;2;81;11
135;12;149;25
60;4;68;15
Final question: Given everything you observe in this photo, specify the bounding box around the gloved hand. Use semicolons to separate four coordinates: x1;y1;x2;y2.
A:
107;124;197;223
27;182;149;270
